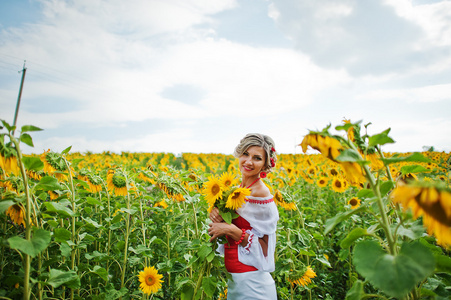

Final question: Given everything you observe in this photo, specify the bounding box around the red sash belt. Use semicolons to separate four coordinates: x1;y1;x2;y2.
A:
224;216;258;273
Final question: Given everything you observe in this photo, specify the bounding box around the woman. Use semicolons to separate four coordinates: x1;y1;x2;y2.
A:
208;133;279;299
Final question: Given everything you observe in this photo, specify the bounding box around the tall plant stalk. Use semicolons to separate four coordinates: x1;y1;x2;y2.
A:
9;134;31;300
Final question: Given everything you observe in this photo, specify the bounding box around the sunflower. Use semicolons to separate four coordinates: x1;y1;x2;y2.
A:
218;288;228;300
226;187;251;210
341;162;365;186
316;177;328;188
1;154;20;176
202;176;223;207
86;175;103;193
289;266;317;287
40;150;69;181
154;200;168;209
331;177;347;193
219;171;239;190
300;134;342;161
274;190;297;211
342;119;355;142
348;197;361;209
107;169;128;196
6;204;26;227
138;266;163;295
391;183;451;247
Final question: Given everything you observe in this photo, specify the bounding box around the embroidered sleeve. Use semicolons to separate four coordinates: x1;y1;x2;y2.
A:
242;229;255;254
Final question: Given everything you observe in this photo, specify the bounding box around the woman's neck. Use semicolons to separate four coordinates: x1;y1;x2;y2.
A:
241;175;260;188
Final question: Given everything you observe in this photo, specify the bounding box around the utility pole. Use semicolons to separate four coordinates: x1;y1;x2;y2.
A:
13;60;27;134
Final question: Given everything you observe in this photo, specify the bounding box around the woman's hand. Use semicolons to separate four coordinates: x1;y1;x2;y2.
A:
209;207;224;223
208;222;231;242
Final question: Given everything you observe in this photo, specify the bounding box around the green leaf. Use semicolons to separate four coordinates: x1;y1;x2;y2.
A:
368;128;395;147
380;181;395;197
324;206;366;235
434;253;451;273
335;149;365;163
86;197;102;206
91;265;108;281
36;176;64;191
60;242;71;257
400;165;430;175
220;211;233;224
197;244;212;259
353;240;435;299
47;269;80;289
21;125;43;133
316;254;332;268
0;200;15;214
22;156;44;171
345;280;366;300
356;188;374;199
61;146;72;155
20;133;34;147
181;284;194;300
54;228;72;243
202;277;217;297
43;201;75;217
340;228;368;249
381;152;431;165
1;120;14;132
8;228;51;257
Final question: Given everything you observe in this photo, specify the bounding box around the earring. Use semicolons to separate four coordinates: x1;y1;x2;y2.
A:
260;172;267;178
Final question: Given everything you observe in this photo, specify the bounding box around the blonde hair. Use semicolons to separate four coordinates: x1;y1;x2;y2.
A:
234;133;277;173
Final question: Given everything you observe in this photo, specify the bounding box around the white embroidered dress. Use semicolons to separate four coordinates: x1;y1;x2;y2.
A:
218;195;279;299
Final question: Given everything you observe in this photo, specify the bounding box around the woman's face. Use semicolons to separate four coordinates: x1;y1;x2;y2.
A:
239;146;266;177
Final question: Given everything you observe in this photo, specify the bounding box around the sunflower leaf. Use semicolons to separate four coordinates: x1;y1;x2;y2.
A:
353;240;435;299
345;280;367;300
368;129;395;147
21;125;43;133
20;133;34;147
0;200;15;214
400;165;430;175
90;266;108;281
380;152;431;165
47;268;80;289
324;206;366;235
61;146;72;155
43;201;76;218
340;227;369;249
8;228;51;257
202;276;217;297
22;156;44;171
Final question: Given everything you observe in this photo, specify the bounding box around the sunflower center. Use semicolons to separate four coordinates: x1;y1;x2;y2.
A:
145;275;156;286
231;191;240;200
334;180;342;188
212;184;220;195
349;198;358;206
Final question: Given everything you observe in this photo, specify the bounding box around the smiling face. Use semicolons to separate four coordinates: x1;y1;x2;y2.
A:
239;146;266;178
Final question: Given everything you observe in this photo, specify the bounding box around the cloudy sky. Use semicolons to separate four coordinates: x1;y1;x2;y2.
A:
1;0;450;156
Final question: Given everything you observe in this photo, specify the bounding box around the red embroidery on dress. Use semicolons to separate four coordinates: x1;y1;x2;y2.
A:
245;197;274;204
244;232;254;252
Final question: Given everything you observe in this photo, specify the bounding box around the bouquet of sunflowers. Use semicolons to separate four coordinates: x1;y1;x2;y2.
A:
202;171;251;224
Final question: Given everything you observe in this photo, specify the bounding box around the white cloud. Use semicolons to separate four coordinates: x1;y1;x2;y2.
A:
269;0;451;76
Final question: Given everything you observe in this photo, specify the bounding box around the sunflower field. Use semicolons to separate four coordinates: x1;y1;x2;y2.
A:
1;118;451;300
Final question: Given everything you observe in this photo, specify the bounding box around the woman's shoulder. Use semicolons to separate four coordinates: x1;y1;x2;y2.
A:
250;180;272;198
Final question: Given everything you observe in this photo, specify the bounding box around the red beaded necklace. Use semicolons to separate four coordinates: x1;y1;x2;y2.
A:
241;178;260;189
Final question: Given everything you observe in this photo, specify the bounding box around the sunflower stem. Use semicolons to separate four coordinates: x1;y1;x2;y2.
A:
63;157;77;300
9;134;31;300
363;163;396;255
120;188;132;291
